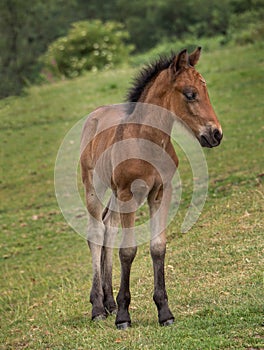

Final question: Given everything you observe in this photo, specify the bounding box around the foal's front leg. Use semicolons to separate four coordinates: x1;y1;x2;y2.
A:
148;185;174;326
115;207;137;330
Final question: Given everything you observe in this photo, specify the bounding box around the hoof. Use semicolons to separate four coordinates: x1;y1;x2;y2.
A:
160;318;174;327
116;321;131;330
92;314;107;322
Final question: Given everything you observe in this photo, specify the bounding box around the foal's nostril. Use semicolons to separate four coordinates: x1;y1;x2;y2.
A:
200;128;223;148
213;129;223;143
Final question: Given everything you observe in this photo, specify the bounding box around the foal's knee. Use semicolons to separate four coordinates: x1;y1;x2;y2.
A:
150;235;166;260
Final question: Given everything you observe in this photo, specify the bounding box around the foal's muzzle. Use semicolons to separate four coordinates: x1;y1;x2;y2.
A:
199;128;223;148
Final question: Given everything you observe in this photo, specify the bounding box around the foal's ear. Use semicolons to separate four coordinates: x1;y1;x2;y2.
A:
189;46;202;67
170;49;189;74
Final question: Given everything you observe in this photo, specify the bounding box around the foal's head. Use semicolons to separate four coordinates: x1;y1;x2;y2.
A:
128;47;223;147
166;47;222;147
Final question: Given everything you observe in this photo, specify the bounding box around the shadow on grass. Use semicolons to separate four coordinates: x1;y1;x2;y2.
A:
61;312;162;330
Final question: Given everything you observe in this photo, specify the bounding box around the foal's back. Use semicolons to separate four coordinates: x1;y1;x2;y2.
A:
80;105;125;179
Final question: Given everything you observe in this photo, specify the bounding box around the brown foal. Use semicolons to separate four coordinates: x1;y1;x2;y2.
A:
80;47;222;329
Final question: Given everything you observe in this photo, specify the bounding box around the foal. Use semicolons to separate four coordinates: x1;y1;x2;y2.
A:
80;47;222;329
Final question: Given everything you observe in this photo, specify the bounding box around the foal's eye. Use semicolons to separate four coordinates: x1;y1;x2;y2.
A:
183;91;197;101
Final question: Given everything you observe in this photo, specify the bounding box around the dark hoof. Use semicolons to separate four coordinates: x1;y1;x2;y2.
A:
160;318;174;327
92;314;107;322
116;321;131;330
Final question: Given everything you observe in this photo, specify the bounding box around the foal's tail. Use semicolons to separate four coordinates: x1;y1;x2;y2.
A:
102;201;110;221
102;194;119;223
101;195;120;248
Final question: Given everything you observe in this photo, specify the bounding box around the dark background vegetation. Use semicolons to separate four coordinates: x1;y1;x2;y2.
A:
0;0;263;98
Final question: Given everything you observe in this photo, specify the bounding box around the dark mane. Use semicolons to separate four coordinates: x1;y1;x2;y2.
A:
126;53;175;114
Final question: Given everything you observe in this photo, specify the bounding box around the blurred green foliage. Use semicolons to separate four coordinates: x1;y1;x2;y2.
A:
0;0;263;98
40;20;133;79
0;0;78;98
228;8;264;44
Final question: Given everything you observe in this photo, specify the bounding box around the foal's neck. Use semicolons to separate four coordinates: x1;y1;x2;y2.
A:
128;70;175;138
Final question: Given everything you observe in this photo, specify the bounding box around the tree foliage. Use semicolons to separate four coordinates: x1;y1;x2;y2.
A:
0;0;263;98
228;0;264;44
0;0;77;98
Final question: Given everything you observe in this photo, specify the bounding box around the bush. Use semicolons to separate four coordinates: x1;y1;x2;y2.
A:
228;10;264;45
41;20;133;79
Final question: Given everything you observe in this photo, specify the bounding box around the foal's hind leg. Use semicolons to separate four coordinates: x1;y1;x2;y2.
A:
101;196;119;315
148;184;174;326
85;174;107;320
88;220;106;320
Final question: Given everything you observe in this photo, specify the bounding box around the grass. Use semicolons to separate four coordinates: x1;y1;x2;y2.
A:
1;43;264;349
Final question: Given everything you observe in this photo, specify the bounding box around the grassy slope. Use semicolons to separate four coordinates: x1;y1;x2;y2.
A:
0;44;263;349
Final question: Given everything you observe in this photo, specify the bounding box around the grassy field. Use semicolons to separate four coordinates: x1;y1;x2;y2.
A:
1;43;264;349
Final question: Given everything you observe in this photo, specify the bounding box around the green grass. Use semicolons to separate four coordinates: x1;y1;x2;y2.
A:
1;43;264;349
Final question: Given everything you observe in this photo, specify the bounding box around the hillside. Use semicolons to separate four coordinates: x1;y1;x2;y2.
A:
0;43;263;349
